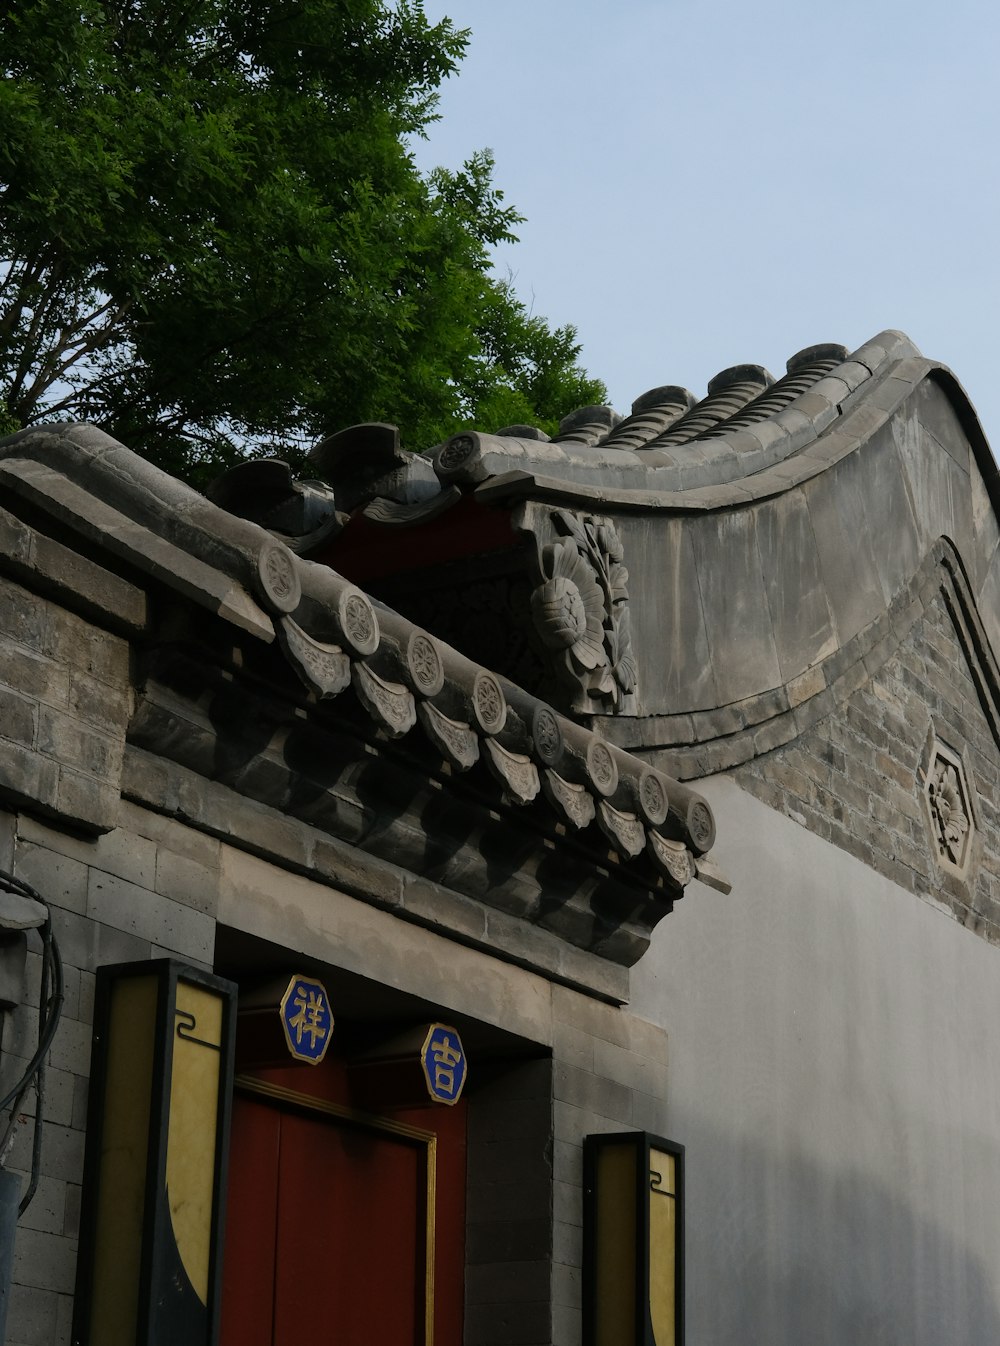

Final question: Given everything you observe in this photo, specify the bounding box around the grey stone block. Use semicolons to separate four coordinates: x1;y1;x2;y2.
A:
464;1298;551;1346
54;766;119;836
0;742;59;816
467;1178;549;1223
552;1217;583;1272
552;1299;582;1346
468;1097;552;1146
308;833;402;908
90;828;158;890
86;868;213;960
0;808;14;869
551;1020;595;1073
0;578;48;652
756;491;838;683
592;1039;667;1097
553;1178;582;1228
2;1001;37;1060
12;1227;77;1294
117;799;220;868
61;1184;81;1240
804;461;886;645
54;1291;73;1346
71;1077;89;1132
553;1062;633;1122
43;1064;77;1129
552;985;631;1048
13;1175;66;1236
34;707;117;778
29;530;147;633
92;915;153;969
690;508;782;706
466;1260;551;1306
0;931;27;1011
44;614;128;689
66;669;129;735
0;687;37;749
402;875;486;940
151;848;218;916
552;1138;582;1184
0;641;69;710
4;1282;60;1346
465;1217;551;1265
631;516;719;715
46;1017;92;1078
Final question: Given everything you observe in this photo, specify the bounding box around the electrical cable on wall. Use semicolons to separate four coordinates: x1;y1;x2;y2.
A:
0;869;64;1216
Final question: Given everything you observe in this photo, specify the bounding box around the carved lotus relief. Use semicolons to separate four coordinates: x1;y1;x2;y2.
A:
523;507;638;715
922;735;976;876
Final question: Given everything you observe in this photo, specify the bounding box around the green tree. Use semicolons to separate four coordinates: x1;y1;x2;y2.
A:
0;0;605;484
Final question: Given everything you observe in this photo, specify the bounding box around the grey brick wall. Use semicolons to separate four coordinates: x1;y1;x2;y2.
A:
1;803;219;1346
0;576;130;834
735;587;1000;943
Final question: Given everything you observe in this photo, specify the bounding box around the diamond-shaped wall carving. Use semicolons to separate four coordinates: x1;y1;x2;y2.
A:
923;736;975;876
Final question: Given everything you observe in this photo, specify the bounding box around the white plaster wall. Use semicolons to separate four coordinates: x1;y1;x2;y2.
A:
631;776;1000;1344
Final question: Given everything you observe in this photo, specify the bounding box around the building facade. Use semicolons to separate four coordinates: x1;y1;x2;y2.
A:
0;329;998;1343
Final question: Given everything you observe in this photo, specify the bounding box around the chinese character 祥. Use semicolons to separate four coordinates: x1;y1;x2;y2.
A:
288;985;328;1051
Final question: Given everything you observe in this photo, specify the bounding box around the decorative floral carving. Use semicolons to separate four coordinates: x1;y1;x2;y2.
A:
525;508;637;715
648;833;696;887
345;594;375;644
532;705;564;766
928;755;971;866
597;801;646;858
351;663;416;738
278;617;350;698
541;770;596;829
437;434;477;474
472;670;506;734
417;702;480;770
257;539;301;613
687;800;715;854
338;589;379;655
639;771;668;825
587;739;619;796
407;631;444;696
484;739;540;805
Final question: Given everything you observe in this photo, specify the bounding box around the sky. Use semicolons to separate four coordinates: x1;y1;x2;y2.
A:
411;0;1000;450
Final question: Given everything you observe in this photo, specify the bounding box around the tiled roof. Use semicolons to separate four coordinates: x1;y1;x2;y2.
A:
208;331;990;541
0;423;727;908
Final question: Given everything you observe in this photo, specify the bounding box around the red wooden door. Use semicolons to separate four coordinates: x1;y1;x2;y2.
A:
220;1082;465;1346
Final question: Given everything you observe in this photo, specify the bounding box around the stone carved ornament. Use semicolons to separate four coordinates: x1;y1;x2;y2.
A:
928;753;972;868
518;506;638;715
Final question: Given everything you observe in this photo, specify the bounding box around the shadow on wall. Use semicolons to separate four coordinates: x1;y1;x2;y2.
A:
675;1114;1000;1345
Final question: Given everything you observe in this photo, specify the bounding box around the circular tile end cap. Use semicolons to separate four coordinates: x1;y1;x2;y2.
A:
586;739;619;797
472;670;507;735
435;432;485;482
638;769;669;826
257;539;302;614
687;797;716;854
532;704;564;767
406;630;445;697
338;587;380;656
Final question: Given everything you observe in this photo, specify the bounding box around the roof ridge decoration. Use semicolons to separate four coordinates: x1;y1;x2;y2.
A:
431;331;925;509
0;424;729;912
524;507;638;716
203;331;1000;555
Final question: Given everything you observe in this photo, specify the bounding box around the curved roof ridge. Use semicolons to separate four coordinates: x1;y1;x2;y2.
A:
431;331;930;506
